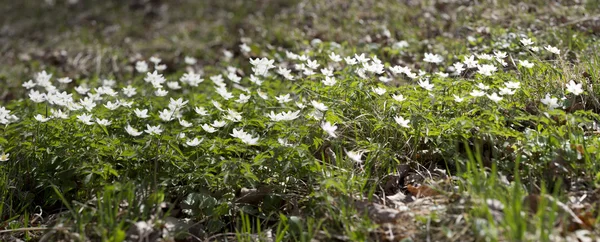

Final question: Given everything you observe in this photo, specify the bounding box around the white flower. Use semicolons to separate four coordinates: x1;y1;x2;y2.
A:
149;56;161;64
476;53;494;60
249;57;275;77
96;118;112;126
211;120;227;128
77;113;94;125
499;87;516;96
195;107;209;116
277;138;294;147
34;114;51;122
186;137;203;147
180;72;204;86
104;101;120;110
530;46;540;52
493;51;507;59
168;98;188;111
51;109;68;119
57;77;72;84
354;53;370;63
520;38;534;46
230;128;259;145
29;90;46;103
470;90;486;97
372;87;387;96
306;59;320;70
179;119;193;128
545;45;560;55
329;52;342;62
125;125;143;136
392;94;406;102
322;76;337;86
0;152;9;162
321;121;338;138
240;43;251;53
463;55;478;68
155;89;168;97
22;80;36;89
346;150;363;164
136;61;148;73
394;116;410;128
311;100;328;111
277;67;294;80
134;109;150;119
184;56;197;65
541;94;560;110
423;53;443;64
122;85;137;97
320;67;334;77
566;80;583;95
418;79;434;91
487;93;503;103
166;81;181;90
224;109;243;122
453;95;464;103
155;64;167;71
145;124;163;135
453;62;465;75
212;101;224;111
75;85;90;95
215;86;233;100
476;83;490;90
201;124;217;133
518;60;534;68
477;64;497;76
505;81;520;89
267;110;301;122
159;109;175;122
344;57;357;65
276;94;292;104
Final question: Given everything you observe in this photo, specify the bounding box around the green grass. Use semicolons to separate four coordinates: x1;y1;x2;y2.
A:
1;0;600;241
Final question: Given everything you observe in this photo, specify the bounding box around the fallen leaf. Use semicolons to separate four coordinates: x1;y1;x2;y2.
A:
406;184;439;198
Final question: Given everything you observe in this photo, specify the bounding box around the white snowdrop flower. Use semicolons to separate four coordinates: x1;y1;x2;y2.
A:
544;45;560;55
34;114;51;122
184;56;197;65
311;100;328;111
155;89;168;97
423;53;443;64
322;76;337;86
134;109;150;119
541;94;560;109
394;116;410;128
329;52;342;62
487;93;503;103
179;119;193;128
520;38;534;46
201;124;217;133
276;94;293;104
372;87;387;96
125;124;143;137
566;80;583;95
392;94;406;102
470;90;486;97
518;60;534;68
477;64;497;76
453;95;464;103
77;113;94;125
144;124;163;135
417;79;434;91
321;121;338;138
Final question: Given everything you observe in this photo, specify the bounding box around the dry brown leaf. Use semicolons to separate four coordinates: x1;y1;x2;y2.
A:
406;184;439;198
